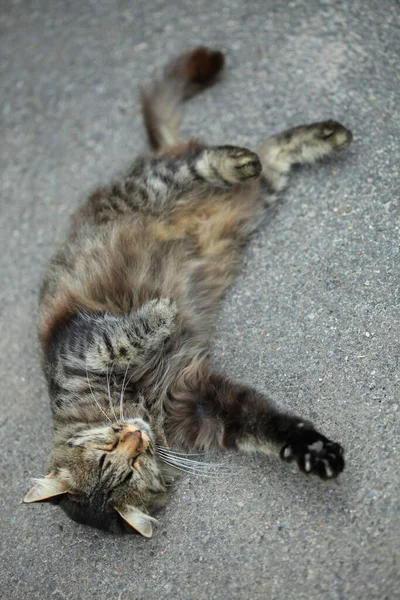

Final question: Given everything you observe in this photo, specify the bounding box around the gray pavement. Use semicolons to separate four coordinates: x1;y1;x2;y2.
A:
1;1;399;599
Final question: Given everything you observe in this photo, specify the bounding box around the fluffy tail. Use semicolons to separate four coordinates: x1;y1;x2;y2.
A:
141;47;225;152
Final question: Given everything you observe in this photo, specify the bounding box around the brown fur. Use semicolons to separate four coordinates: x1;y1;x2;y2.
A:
25;47;351;535
141;48;224;151
182;47;224;87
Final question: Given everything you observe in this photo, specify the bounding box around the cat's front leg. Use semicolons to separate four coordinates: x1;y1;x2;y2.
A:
89;298;178;370
275;422;345;479
167;369;344;480
57;298;178;373
231;391;345;480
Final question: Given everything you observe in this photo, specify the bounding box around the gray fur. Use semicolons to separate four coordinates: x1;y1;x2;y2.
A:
26;47;351;535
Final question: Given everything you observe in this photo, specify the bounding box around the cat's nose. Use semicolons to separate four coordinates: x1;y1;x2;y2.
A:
117;426;150;454
127;430;142;440
120;429;142;443
117;428;143;454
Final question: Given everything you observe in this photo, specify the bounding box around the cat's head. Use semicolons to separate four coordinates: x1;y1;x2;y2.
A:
24;418;170;537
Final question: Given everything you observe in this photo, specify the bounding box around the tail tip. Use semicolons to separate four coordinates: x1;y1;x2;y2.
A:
184;47;225;85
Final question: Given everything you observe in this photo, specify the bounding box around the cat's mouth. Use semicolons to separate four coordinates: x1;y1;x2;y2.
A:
110;426;152;473
115;425;151;455
100;424;152;467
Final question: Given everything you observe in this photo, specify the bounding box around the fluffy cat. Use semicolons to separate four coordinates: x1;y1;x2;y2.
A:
24;47;351;537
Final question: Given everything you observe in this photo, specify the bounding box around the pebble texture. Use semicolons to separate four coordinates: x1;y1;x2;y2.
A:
1;1;399;599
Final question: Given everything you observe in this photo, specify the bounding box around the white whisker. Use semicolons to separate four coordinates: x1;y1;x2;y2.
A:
158;455;226;477
106;362;118;422
120;369;137;406
158;456;208;475
156;449;224;468
119;358;133;421
85;357;111;423
156;444;206;456
157;451;229;476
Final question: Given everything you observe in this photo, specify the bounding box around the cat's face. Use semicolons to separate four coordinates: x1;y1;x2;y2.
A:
24;419;170;537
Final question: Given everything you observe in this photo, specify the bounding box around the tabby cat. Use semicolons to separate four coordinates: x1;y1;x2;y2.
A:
24;47;351;537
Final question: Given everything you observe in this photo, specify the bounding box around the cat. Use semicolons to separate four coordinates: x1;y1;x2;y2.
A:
24;47;351;538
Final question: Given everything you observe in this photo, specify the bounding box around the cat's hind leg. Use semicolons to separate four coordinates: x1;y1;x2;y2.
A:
259;120;353;191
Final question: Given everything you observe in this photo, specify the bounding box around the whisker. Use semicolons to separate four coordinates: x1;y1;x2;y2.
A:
120;368;137;408
156;444;206;456
85;357;112;423
119;358;133;421
158;456;227;477
159;460;231;476
156;453;209;466
158;456;209;475
156;449;225;469
155;455;225;477
118;358;142;420
106;362;118;422
160;461;229;475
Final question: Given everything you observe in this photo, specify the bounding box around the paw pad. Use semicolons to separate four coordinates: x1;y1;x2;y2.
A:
318;120;353;149
281;428;345;480
216;146;262;182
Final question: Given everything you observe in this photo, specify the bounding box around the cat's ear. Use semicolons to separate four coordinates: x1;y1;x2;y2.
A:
114;505;157;538
24;473;69;503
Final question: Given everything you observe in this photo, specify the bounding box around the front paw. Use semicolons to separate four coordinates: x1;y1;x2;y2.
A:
137;298;178;346
147;298;178;334
280;424;345;480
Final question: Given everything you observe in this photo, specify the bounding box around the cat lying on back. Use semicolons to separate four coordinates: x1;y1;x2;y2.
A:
24;47;351;537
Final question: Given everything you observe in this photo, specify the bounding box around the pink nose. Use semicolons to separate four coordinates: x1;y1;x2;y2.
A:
126;430;142;440
117;429;144;454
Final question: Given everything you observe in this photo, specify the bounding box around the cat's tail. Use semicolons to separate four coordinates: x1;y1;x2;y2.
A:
141;47;225;152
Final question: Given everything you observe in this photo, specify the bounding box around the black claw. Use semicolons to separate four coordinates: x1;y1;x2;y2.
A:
315;461;329;480
280;427;345;480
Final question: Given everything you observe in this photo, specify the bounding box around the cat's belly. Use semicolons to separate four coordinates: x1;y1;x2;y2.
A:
38;182;261;353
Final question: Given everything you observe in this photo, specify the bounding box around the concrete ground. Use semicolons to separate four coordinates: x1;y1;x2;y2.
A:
1;1;399;599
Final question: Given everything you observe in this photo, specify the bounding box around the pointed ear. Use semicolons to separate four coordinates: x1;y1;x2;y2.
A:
24;473;70;503
114;505;157;538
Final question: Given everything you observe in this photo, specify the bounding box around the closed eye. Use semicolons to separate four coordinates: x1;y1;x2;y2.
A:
99;454;107;470
110;438;120;451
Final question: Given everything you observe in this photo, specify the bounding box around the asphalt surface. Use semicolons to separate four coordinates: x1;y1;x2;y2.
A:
1;1;399;599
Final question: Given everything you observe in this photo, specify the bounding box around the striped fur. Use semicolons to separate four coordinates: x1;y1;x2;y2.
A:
25;47;351;535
